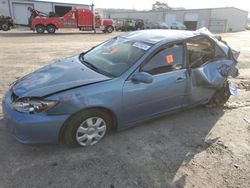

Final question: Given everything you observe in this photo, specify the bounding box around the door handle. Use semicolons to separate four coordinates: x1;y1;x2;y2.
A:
175;77;186;83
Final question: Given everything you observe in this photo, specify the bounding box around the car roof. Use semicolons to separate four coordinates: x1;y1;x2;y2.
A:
120;29;198;44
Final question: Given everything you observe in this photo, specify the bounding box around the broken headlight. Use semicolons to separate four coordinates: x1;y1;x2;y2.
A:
12;98;58;114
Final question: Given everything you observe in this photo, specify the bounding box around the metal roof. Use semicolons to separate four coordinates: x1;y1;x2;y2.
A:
120;29;197;44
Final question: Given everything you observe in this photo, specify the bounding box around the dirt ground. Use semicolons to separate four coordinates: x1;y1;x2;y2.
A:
0;29;250;188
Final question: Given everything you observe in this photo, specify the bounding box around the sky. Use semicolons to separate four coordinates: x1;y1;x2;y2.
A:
40;0;250;14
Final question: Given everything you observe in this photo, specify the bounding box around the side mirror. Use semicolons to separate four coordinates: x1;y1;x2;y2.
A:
132;72;153;84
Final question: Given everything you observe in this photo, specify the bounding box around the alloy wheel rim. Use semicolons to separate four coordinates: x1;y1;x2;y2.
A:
76;117;106;146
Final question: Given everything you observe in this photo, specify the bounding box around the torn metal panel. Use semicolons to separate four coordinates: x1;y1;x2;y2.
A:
231;49;240;60
195;27;240;61
191;60;238;89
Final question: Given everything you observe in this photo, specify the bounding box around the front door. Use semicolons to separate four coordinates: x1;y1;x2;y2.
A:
122;43;188;125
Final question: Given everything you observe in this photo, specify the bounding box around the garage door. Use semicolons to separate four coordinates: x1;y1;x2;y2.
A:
184;13;199;30
184;13;198;21
13;3;33;25
209;19;227;33
165;14;176;25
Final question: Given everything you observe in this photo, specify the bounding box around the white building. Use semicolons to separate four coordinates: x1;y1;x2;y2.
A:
107;7;249;32
0;1;248;32
0;0;89;25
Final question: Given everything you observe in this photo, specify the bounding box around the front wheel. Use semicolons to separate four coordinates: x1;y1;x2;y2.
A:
106;26;114;33
1;23;9;31
61;109;113;147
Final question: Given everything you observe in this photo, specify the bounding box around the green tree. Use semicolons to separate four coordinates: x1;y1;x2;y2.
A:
152;1;171;11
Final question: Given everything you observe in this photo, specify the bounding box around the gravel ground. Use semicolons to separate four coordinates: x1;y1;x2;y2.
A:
0;29;250;188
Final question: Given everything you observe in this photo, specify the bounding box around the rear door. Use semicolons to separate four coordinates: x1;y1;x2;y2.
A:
122;43;189;125
185;36;230;104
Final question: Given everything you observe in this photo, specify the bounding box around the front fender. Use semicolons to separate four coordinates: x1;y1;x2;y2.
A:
44;80;123;118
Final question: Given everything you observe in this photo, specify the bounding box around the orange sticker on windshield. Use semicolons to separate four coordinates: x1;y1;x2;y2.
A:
166;55;174;64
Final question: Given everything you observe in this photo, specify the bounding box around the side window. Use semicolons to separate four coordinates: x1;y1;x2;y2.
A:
141;44;184;75
187;36;226;68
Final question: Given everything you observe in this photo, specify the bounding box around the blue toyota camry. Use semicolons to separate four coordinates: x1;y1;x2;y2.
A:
2;29;239;147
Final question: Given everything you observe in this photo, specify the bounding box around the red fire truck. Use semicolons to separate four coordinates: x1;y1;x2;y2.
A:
28;7;114;34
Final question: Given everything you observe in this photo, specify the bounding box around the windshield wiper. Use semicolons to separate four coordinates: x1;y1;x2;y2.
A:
79;53;99;71
83;60;101;72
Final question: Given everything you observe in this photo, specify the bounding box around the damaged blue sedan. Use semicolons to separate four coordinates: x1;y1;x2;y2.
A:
2;28;239;147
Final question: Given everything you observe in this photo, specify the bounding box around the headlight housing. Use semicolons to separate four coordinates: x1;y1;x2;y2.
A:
12;98;58;114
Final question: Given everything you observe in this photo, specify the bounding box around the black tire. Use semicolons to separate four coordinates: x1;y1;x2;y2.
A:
46;24;56;34
61;109;113;147
35;25;45;34
106;26;114;33
208;81;231;106
1;23;9;31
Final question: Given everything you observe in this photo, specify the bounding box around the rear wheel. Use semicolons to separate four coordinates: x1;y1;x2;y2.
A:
208;81;231;106
1;23;9;31
106;26;114;33
35;25;45;34
46;25;56;34
61;109;113;147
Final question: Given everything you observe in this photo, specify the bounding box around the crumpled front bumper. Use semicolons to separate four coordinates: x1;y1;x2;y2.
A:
2;91;69;144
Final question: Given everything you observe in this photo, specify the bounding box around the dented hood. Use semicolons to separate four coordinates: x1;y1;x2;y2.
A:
12;56;111;97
